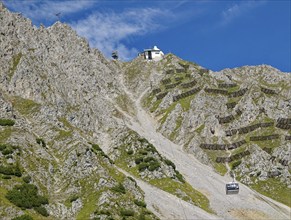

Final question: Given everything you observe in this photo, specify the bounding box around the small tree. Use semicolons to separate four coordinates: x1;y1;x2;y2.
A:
0;118;15;126
22;175;32;183
6;183;48;209
34;206;49;217
111;183;126;194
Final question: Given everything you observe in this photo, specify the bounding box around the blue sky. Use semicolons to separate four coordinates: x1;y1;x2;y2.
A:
3;0;290;72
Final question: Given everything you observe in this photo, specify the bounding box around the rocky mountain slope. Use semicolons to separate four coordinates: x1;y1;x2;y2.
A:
0;3;290;220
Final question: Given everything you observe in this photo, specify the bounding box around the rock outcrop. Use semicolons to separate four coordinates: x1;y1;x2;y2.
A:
0;3;290;219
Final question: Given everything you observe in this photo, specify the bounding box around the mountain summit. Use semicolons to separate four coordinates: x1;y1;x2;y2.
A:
0;4;290;220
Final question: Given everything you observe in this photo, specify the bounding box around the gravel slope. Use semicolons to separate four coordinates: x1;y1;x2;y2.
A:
119;83;291;220
118;168;220;220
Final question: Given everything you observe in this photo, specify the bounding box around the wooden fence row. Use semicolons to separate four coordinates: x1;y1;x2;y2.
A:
216;150;250;163
250;134;279;141
261;87;276;95
200;140;247;151
165;82;181;90
218;83;237;88
204;88;228;95
228;88;248;98
180;80;197;89
152;88;161;95
156;92;168;100
172;87;201;102
161;78;171;85
276;118;291;130
226;122;274;136
226;102;237;109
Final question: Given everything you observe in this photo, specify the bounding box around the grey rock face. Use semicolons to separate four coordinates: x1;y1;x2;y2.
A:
1;3;290;219
0;5;149;219
143;49;290;187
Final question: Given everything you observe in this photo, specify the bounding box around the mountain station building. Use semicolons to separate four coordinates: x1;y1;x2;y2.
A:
139;46;164;61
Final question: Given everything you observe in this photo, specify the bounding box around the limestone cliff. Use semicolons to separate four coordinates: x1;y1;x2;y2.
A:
0;3;290;220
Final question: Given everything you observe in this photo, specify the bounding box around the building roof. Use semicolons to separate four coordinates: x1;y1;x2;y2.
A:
153;45;159;50
144;45;161;52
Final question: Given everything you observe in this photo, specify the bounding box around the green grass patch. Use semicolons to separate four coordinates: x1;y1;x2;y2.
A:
205;149;229;160
245;125;276;137
99;152;125;183
120;209;135;217
111;183;126;194
11;96;41;116
250;178;291;207
230;145;247;155
0;118;15;126
150;99;162;113
226;85;240;93
230;160;242;170
0;186;10;206
204;150;228;175
214;163;228;176
170;116;183;140
0;127;13;142
260;117;275;123
76;188;100;220
142;94;155;109
149;178;213;213
58;117;74;130
195;124;205;134
260;80;289;89
227;96;242;103
55;129;72;140
179;94;195;111
159;102;177;124
245;125;280;150
9;53;22;80
12;215;33;220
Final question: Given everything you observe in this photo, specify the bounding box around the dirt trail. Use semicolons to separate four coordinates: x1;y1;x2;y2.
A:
116;77;291;219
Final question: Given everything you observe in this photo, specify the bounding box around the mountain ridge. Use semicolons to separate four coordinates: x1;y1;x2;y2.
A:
0;3;290;220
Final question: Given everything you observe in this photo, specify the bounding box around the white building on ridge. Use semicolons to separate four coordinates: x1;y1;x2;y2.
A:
139;46;164;61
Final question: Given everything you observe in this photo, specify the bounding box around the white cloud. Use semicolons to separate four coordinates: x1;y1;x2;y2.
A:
70;8;171;61
3;0;94;23
221;1;265;25
3;1;191;60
